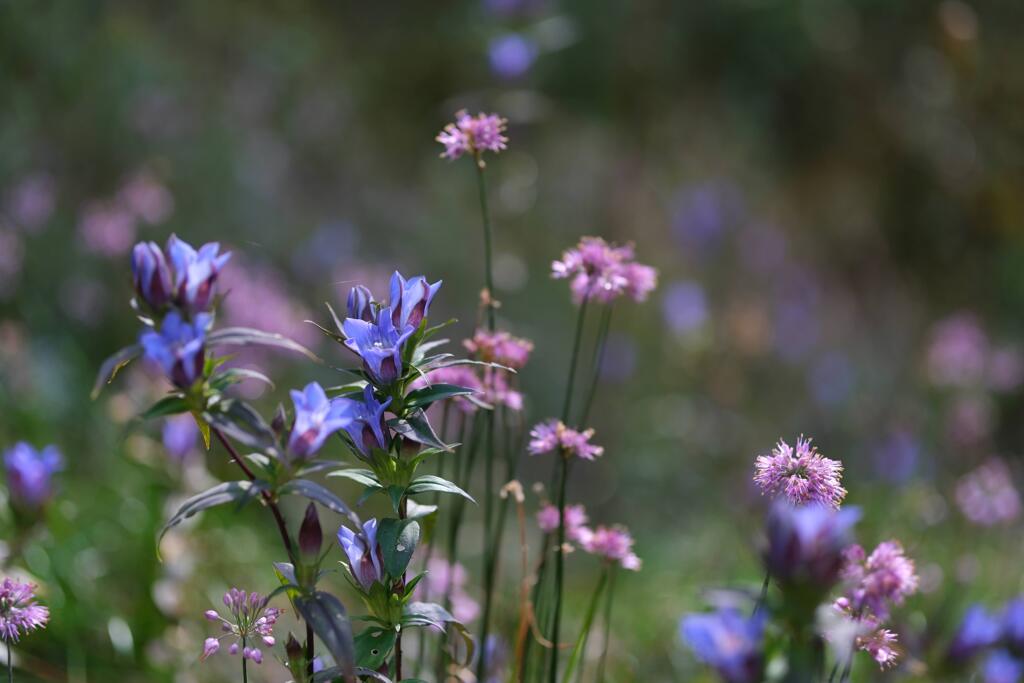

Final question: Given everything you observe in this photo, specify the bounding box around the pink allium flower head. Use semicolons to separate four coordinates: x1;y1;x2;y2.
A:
464;329;534;370
753;435;846;509
956;459;1022;526
551;236;657;304
0;578;49;642
418;557;480;624
858;629;900;669
201;588;281;664
436;110;508;161
839;541;919;621
579;525;641;571
536;503;589;542
528;419;603;460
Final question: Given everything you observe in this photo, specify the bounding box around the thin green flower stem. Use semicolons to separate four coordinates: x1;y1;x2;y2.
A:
477;408;498;682
753;571;770;616
7;640;12;683
561;297;590;423
827;661;839;683
394;496;408;681
839;659;853;683
473;153;497;332
522;533;553;679
594;565;618;683
560;568;609;683
579;305;613;426
241;636;248;683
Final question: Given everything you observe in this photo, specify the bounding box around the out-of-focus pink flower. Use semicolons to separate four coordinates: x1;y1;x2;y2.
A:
926;313;988;388
857;629;899;669
578;525;641;571
79;202;136;256
948;395;994;446
436;110;508;161
464;329;534;370
536;503;589;542
528;420;603;460
988;346;1024;392
118;171;174;225
6;173;56;232
753;435;846;509
956;459;1022;526
418;557;480;623
838;541;918;621
551;236;657;304
412;367;483;413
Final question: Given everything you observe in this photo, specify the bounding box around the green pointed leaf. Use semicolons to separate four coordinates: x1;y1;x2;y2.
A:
378;519;420;578
401;602;475;666
159;480;261;545
327;468;382;488
406;475;475;504
209;367;275;390
279;479;360;525
193;412;211;449
404;383;477;410
389;411;449;451
92;344;142;399
139;394;189;420
294;591;355;680
207;326;320;361
202;398;277;451
354;626;397;670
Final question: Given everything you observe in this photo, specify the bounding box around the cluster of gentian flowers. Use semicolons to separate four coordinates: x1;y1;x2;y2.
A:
202;588;282;664
3;442;62;513
551;236;658;304
950;598;1024;681
436;110;509;162
0;578;49;644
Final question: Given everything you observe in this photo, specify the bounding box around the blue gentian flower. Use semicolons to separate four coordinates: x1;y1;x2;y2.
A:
342;307;415;385
140;311;212;388
346;285;375;322
167;234;231;313
287;382;353;459
763;502;860;589
951;604;1003;660
337;518;383;591
335;386;392;459
984;650;1024;683
162;414;199;461
389;271;441;330
680;609;765;683
1004;598;1024;654
131;241;173;309
3;442;62;510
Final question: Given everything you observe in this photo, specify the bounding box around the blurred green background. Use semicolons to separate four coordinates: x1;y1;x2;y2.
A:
2;0;1024;680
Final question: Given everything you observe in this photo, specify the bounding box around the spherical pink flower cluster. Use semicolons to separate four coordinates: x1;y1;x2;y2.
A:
857;628;900;669
464;329;534;369
436;110;508;161
577;525;641;571
202;588;282;664
536;503;589;543
551;236;658;304
955;459;1022;526
0;577;49;642
418;557;480;624
753;436;846;509
528;420;603;460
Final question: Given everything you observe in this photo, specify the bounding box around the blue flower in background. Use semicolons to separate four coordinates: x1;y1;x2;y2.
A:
1004;598;1024;653
335;386;392;458
337;518;383;591
763;502;860;589
167;234;231;313
287;382;353;459
489;33;538;80
140;311;211;388
4;442;62;509
680;608;765;683
950;604;1003;661
343;307;415;385
346;284;375;322
389;271;441;331
162;414;199;461
131;241;173;309
984;650;1024;683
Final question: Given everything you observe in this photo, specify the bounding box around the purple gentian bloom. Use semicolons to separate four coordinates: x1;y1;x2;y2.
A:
287;382;353;459
950;604;1003;660
985;650;1024;683
1004;598;1024;654
337;519;384;591
3;442;62;509
335;386;392;459
167;234;231;313
389;271;442;330
489;33;537;79
162;414;199;461
680;609;765;683
347;285;375;322
763;502;860;589
131;241;173;309
140;311;212;388
342;307;415;386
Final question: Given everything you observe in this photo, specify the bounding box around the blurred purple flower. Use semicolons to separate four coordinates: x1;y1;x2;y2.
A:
117;171;174;225
202;588;281;664
132;241;174;310
489;33;538;79
3;442;62;510
552;236;658;304
1003;598;1024;653
926;313;988;388
333;385;392;459
343;307;414;385
578;524;642;571
167;235;231;314
79;202;136;256
162;414;198;461
670;182;744;256
337;519;384;591
287;382;353;459
662;281;708;335
419;557;479;623
536;503;588;543
464;329;534;369
872;428;920;484
680;609;764;683
220;256;317;349
6;173;56;232
984;650;1024;683
139;311;211;388
437;110;508;161
389;271;442;330
809;352;855;407
0;577;49;642
950;604;1003;660
528;420;603;460
763;502;860;589
956;459;1021;527
753;435;846;509
838;541;919;621
988;346;1024;393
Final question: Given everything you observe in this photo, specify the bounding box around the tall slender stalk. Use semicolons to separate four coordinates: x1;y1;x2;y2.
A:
241;636;248;683
473;153;497;332
579;305;613;426
395;496;408;680
7;640;12;683
561;568;609;683
594;565;618;682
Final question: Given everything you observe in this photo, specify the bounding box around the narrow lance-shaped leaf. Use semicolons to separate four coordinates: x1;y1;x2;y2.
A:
91;344;142;399
406;475;476;504
377;518;420;578
139;394;189;420
279;479;361;526
404;383;477;409
158;480;262;545
294;591;355;680
207;327;320;361
401;601;475;666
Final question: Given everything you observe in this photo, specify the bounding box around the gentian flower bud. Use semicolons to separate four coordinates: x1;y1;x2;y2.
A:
139;311;211;388
950;604;1002;661
389;271;442;330
680;609;765;683
3;442;62;510
298;503;323;560
342;307;415;386
347;285;375;322
167;234;231;314
763;502;860;590
337;519;384;591
131;241;173;310
287;382;354;460
334;386;392;459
